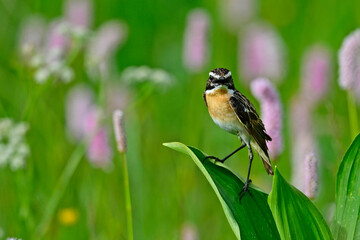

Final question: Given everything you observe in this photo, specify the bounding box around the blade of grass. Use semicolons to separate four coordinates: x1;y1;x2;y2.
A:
33;142;86;239
120;152;133;240
347;91;359;140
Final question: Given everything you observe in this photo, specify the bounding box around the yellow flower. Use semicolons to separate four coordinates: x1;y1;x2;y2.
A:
58;208;79;226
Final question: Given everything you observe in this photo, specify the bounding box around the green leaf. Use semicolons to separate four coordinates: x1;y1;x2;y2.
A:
333;134;360;239
163;142;280;240
268;168;333;240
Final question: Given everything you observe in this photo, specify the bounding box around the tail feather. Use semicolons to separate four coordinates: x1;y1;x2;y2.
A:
251;141;274;175
261;157;274;175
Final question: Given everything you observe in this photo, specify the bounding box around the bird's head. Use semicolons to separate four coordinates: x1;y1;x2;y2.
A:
206;68;235;90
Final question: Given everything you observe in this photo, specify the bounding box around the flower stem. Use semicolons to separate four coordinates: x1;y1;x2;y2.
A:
125;85;155;113
347;91;359;140
120;152;133;240
21;80;51;121
33;143;86;239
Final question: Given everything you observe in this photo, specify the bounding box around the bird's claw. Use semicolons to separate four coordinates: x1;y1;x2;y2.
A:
239;179;253;202
202;155;224;163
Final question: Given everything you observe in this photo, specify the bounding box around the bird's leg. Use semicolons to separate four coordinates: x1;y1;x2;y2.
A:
219;143;246;163
203;143;246;163
239;145;254;202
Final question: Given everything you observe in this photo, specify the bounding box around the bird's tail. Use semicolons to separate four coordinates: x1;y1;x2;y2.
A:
251;141;274;175
260;156;274;175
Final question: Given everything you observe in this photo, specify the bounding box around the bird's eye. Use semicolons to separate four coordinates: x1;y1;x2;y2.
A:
209;76;214;80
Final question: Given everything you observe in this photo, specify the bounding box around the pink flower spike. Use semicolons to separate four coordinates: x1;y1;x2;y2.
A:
181;223;199;240
289;96;319;195
64;0;93;29
240;22;286;83
44;19;70;61
219;0;256;32
113;110;127;153
87;128;113;168
251;78;283;159
301;45;332;103
303;152;318;199
65;84;96;141
86;20;127;79
183;9;210;72
89;21;127;61
338;29;360;90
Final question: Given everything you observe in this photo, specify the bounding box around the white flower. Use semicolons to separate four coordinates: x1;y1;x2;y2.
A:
0;119;30;171
120;65;175;89
60;66;74;83
18;15;46;61
34;67;51;84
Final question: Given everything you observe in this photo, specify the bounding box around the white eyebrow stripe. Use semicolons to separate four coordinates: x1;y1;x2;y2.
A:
209;72;220;79
209;71;232;79
224;71;232;78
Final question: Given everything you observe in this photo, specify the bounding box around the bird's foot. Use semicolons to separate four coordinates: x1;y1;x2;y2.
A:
202;155;224;163
239;179;253;203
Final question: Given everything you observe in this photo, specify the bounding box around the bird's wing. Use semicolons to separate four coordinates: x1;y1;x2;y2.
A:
203;92;207;107
229;90;271;157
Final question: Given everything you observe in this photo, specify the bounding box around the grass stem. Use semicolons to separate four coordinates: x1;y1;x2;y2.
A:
120;152;133;240
33;143;86;239
347;91;359;140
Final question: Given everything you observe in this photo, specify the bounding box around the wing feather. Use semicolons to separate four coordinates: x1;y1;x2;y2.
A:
229;90;271;156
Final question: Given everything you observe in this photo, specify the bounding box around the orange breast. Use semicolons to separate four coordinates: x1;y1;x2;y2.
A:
205;88;240;126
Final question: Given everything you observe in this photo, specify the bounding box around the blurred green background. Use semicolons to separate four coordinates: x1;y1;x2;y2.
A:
0;0;360;239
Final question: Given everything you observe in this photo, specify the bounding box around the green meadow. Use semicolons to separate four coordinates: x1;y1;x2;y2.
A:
0;0;360;239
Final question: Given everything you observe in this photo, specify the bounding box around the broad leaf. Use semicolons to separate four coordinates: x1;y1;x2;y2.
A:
268;168;333;239
163;142;280;240
333;134;360;239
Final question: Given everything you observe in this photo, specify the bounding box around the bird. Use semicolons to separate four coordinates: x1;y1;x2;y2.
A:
203;67;273;201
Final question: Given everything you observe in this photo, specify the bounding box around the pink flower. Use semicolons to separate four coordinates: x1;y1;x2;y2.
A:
303;152;318;199
219;0;256;32
87;128;112;168
65;84;97;140
181;223;198;240
66;84;112;168
338;29;360;90
64;0;93;29
86;20;127;79
25;18;74;84
251;78;283;159
183;9;210;72
290;97;319;197
113;110;127;153
240;22;286;83
45;19;70;56
301;45;332;103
